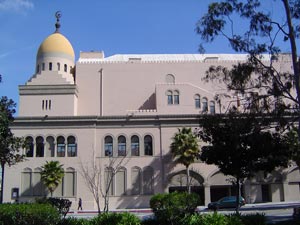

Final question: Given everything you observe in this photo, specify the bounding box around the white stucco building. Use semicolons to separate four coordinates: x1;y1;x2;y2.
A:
3;15;300;210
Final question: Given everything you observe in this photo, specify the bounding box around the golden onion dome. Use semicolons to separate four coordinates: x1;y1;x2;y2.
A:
36;32;75;61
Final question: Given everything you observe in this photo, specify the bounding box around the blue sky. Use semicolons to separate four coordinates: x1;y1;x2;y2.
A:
0;0;294;111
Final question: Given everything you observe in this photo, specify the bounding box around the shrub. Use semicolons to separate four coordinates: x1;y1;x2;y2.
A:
181;213;203;225
58;217;91;225
200;212;229;225
0;203;60;225
181;213;244;225
141;218;158;225
36;197;72;218
226;214;243;225
149;192;201;225
91;212;141;225
240;213;266;225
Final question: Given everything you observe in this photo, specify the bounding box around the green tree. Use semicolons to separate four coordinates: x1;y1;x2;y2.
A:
198;110;290;213
196;0;299;132
285;126;300;166
41;161;64;197
170;127;200;193
0;96;25;203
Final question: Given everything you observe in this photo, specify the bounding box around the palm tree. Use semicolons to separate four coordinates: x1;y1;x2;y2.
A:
171;127;200;193
41;161;64;197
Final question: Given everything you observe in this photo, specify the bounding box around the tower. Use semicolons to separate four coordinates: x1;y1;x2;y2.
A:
19;12;78;116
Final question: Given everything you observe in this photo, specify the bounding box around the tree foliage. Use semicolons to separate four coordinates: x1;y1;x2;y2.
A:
40;160;64;197
198;109;291;212
170;127;200;193
0;96;25;203
196;0;300;130
150;192;201;225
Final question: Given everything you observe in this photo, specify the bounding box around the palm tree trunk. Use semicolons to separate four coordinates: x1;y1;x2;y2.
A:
186;166;191;194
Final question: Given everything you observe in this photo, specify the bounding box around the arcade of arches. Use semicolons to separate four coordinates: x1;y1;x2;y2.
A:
167;168;300;206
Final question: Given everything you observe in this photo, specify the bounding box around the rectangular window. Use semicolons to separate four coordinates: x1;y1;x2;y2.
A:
118;143;126;156
49;62;52;71
210;105;215;114
174;95;179;104
131;143;139;156
105;144;113;156
195;99;200;108
67;144;77;157
167;95;173;105
57;144;65;157
203;102;208;112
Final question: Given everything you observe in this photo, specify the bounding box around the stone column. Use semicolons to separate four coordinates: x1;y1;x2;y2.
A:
283;181;290;201
204;183;211;206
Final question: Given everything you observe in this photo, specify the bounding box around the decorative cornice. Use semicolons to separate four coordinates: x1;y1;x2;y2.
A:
19;84;78;96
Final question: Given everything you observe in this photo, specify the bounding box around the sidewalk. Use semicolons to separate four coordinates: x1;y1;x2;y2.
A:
67;201;300;223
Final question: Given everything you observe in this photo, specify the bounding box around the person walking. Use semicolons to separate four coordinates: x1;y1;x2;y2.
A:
78;198;83;210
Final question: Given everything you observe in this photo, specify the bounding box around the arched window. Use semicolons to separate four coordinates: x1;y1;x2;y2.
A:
131;167;141;195
46;136;55;157
67;136;77;157
118;135;126;156
36;64;40;73
33;168;45;196
194;94;201;108
115;167;126;196
64;64;67;72
57;62;60;71
131;135;139;156
167;90;173;105
173;90;180;105
36;136;44;157
21;168;32;196
165;74;175;84
144;135;153;156
210;101;216;114
202;97;208;112
104;136;113;156
143;167;154;195
64;168;76;197
105;167;114;196
57;136;65;157
25;136;34;157
42;63;45;71
49;62;52;71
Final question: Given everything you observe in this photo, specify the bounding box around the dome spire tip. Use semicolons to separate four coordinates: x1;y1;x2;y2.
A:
55;11;62;33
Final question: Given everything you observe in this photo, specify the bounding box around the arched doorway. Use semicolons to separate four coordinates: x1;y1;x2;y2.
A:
168;170;205;205
208;171;241;202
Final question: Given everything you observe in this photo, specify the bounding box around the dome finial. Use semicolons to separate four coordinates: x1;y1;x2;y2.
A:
55;11;62;33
